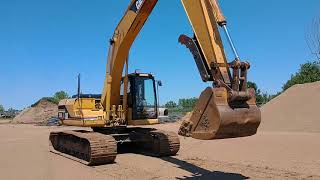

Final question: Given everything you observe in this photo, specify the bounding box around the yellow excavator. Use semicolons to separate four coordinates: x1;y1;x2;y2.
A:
49;0;261;165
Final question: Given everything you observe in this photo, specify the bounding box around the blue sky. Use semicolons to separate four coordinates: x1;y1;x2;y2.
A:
1;0;319;110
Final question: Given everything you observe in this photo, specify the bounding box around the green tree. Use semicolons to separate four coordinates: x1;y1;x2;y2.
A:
53;91;69;102
247;81;260;94
282;61;320;91
178;98;198;109
0;105;4;113
165;101;177;109
248;81;273;105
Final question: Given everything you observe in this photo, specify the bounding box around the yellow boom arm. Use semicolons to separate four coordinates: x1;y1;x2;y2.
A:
101;0;158;120
181;0;231;84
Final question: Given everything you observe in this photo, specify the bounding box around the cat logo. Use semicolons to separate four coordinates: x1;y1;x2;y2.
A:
130;0;145;13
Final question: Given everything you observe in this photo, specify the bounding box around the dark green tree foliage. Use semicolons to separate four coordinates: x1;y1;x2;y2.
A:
247;81;259;94
0;105;4;113
164;98;198;115
165;101;177;108
247;81;273;105
164;98;198;110
178;98;198;109
282;61;320;91
53;91;70;102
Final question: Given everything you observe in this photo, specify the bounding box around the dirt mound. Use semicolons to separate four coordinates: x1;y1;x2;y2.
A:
260;81;320;133
180;112;192;122
13;99;58;124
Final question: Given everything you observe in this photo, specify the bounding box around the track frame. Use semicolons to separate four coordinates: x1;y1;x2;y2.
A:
50;127;180;166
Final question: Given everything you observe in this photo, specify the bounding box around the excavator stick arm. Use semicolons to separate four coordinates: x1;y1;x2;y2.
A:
178;34;212;82
178;0;261;140
181;0;231;85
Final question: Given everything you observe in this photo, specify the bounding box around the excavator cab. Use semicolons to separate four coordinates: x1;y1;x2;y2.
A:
57;72;160;127
125;73;159;125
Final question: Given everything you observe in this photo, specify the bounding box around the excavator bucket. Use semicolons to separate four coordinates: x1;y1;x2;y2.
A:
179;87;261;140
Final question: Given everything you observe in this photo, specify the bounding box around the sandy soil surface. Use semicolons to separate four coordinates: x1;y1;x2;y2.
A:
260;82;320;133
0;123;319;180
0;119;12;124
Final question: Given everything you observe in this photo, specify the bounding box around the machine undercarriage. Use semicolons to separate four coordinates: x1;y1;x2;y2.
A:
50;128;180;165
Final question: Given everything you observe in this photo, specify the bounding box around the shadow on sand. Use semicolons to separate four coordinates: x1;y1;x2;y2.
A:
161;157;249;180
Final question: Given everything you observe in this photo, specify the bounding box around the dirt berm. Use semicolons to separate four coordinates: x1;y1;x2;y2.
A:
260;81;320;133
13;99;58;124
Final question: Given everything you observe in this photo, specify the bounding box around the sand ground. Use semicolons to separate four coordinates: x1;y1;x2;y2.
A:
0;123;319;180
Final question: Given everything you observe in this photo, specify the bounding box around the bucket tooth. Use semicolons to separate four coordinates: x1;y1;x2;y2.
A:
179;87;261;140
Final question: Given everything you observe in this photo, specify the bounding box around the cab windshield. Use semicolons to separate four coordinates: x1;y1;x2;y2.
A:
132;76;157;120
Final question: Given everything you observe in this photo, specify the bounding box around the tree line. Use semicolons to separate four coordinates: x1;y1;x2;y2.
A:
165;98;198;110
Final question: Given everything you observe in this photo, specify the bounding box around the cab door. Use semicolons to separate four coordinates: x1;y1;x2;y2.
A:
130;75;158;120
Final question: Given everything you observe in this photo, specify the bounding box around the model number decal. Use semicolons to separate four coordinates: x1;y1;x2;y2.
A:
131;0;144;13
136;0;144;10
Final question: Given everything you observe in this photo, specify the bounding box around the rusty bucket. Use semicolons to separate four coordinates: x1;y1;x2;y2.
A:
179;87;261;140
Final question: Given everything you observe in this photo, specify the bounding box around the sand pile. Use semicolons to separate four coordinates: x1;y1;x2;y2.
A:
260;81;320;133
180;112;192;122
13;99;58;124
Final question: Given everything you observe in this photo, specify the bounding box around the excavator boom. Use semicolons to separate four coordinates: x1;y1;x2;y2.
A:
102;0;158;121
